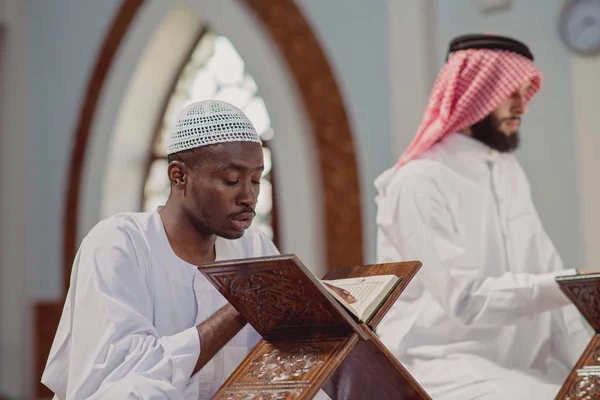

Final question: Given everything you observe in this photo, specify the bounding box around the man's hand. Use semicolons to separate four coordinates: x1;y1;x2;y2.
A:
578;269;598;275
323;283;356;304
194;303;247;374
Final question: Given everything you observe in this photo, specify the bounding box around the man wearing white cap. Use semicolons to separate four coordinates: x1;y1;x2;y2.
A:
42;100;297;399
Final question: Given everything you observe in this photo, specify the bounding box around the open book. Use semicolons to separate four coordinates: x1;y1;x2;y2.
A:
320;275;401;323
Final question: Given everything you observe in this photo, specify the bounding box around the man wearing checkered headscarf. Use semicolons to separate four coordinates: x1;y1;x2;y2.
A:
375;35;591;399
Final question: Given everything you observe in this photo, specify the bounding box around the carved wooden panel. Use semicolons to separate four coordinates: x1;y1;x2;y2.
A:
556;275;600;399
556;334;600;399
209;269;336;333
215;329;431;399
558;274;600;332
205;257;431;398
214;337;357;400
200;255;364;341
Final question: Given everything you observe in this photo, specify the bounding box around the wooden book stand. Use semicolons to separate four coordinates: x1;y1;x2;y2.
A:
555;273;600;399
198;254;431;399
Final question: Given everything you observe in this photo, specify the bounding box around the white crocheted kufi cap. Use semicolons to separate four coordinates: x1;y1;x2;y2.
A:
166;99;262;155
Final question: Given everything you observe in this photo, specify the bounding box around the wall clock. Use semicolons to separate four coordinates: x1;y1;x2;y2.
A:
558;0;600;56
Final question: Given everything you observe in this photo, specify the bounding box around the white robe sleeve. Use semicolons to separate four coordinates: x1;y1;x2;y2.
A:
536;223;592;368
42;221;200;399
378;176;577;328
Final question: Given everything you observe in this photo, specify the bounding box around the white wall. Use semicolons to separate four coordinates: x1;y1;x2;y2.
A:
572;55;600;270
386;0;437;158
430;0;586;269
0;1;32;397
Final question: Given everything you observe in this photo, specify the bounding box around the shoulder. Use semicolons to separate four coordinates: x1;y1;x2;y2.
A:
76;212;155;274
67;213;157;317
375;161;452;233
81;212;152;248
377;160;448;202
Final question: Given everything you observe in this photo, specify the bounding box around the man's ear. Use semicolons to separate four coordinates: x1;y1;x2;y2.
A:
168;161;187;190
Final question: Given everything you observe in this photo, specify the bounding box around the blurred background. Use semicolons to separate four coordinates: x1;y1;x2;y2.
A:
2;0;600;398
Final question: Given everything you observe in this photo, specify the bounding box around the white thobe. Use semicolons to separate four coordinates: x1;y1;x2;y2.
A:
375;133;591;399
42;209;280;399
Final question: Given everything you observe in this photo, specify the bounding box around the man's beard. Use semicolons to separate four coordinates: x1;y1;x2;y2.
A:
470;114;520;153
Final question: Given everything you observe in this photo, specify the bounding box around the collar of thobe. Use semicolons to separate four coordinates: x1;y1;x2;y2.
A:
375;132;505;196
151;209;226;268
442;132;504;163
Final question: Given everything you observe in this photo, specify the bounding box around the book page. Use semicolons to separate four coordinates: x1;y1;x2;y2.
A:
321;275;398;320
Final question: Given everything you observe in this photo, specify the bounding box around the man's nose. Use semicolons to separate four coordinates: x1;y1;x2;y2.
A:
238;181;258;208
511;93;527;116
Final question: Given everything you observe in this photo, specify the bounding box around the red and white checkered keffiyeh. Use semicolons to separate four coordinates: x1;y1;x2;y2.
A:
396;49;542;167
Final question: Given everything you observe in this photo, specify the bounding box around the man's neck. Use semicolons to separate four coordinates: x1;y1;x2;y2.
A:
158;202;217;265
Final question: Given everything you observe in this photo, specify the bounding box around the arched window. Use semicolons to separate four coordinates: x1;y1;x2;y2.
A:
142;28;278;243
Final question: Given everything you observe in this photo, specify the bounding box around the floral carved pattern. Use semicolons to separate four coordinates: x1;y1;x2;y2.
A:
593;347;600;364
225;391;299;400
561;279;600;331
565;375;600;400
560;338;600;399
249;344;324;382
211;267;340;334
570;285;600;319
